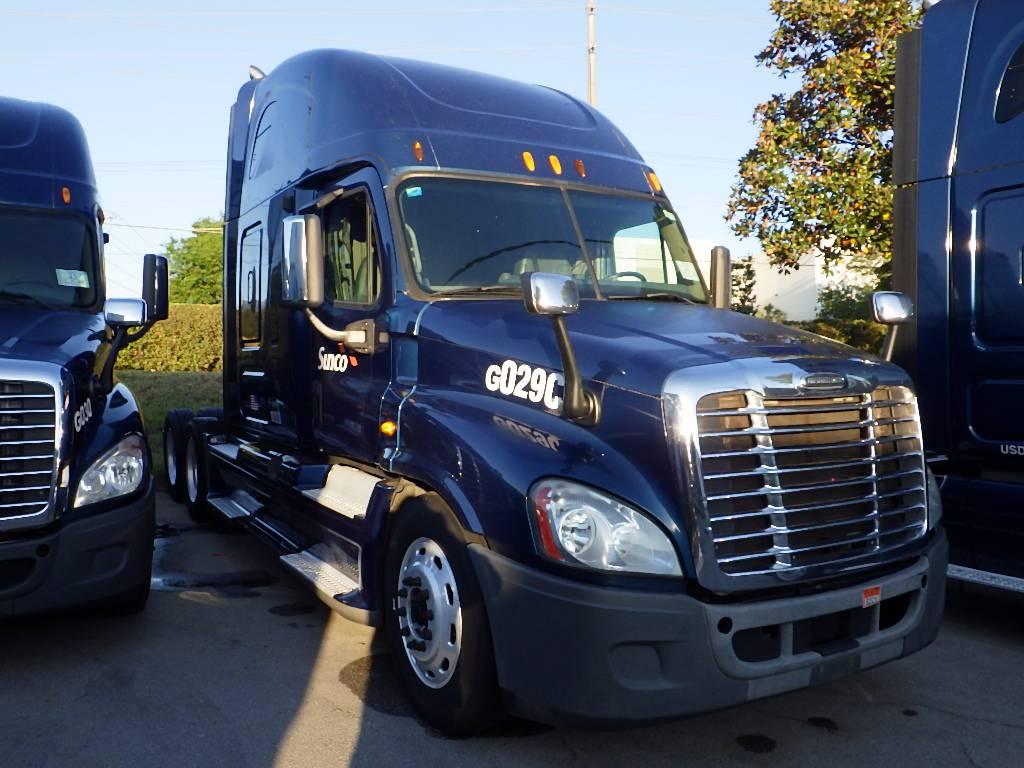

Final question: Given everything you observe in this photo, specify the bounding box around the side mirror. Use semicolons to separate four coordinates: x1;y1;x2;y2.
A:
282;214;324;308
520;272;580;316
710;245;731;309
518;272;598;426
142;253;170;322
872;291;914;324
104;298;147;328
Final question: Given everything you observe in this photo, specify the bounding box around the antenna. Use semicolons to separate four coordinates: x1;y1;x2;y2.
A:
249;65;266;81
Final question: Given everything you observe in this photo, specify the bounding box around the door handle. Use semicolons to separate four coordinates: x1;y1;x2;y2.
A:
247;269;256;310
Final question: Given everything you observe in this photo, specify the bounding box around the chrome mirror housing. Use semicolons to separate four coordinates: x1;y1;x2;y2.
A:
104;298;147;328
281;214;324;307
872;291;914;325
520;272;580;316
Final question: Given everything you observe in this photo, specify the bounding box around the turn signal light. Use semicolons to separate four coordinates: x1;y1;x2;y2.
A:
380;420;398;437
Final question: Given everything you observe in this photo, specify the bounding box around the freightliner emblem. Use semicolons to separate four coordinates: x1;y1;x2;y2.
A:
799;372;847;391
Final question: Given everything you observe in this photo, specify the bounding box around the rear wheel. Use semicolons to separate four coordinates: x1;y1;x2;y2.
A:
184;423;211;523
162;409;193;502
384;495;501;736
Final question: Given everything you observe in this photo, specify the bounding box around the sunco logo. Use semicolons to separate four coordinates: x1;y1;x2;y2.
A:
317;346;350;373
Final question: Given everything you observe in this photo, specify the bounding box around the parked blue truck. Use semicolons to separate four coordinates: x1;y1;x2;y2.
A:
886;0;1024;590
165;50;947;734
0;96;167;617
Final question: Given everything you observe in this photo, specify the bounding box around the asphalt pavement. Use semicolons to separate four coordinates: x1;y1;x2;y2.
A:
1;493;1022;768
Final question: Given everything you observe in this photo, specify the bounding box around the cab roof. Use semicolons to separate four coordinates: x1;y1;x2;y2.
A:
230;49;658;216
0;96;97;213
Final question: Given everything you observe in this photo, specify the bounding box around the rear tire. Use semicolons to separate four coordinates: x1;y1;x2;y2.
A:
162;409;192;502
184;422;212;524
384;495;501;737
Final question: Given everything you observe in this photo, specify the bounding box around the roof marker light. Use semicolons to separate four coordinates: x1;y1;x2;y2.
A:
412;140;425;163
61;186;72;205
549;154;563;175
522;151;536;172
646;170;663;194
574;159;586;178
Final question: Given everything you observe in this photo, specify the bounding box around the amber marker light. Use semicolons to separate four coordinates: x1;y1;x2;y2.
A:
645;170;663;194
522;151;536;172
574;159;586;178
412;140;425;163
61;186;72;205
548;154;563;175
380;421;398;437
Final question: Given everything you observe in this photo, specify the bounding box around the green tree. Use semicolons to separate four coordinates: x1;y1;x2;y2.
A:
731;256;758;315
166;216;224;304
726;0;921;286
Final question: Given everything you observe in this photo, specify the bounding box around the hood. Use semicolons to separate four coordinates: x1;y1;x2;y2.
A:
416;300;890;397
0;307;105;383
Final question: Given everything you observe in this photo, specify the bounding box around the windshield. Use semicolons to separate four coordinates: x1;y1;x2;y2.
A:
397;178;707;303
0;208;99;309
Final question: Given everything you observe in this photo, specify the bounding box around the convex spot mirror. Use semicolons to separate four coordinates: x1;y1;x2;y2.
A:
282;214;325;308
872;291;914;325
104;298;147;328
520;272;580;316
142;253;169;322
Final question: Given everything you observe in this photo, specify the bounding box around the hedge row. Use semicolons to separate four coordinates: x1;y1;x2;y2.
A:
793;318;887;353
118;303;223;371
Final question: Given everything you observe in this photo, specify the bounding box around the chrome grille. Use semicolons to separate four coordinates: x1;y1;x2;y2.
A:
0;380;58;520
695;386;927;577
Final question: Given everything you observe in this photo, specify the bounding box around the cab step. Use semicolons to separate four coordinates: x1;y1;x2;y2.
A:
947;564;1024;594
280;549;376;624
208;489;263;520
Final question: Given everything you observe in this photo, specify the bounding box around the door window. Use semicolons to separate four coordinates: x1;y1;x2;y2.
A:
323;193;381;305
239;225;263;346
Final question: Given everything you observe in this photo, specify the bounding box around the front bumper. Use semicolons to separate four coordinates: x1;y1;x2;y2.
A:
469;528;947;726
0;480;155;617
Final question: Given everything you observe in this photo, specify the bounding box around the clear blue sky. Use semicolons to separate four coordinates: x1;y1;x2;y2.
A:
0;1;779;297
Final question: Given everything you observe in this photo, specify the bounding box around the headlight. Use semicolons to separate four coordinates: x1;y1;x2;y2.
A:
529;479;682;576
74;434;147;508
926;467;943;531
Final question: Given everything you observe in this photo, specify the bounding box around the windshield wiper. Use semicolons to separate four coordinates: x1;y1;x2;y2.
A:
430;286;522;297
0;290;57;310
607;292;699;304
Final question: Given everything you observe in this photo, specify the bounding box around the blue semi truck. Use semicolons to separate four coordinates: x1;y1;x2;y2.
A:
0;96;168;616
164;50;947;734
884;0;1024;590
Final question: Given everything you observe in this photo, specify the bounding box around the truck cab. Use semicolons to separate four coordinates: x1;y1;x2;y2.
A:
0;96;167;617
170;50;947;734
890;0;1024;589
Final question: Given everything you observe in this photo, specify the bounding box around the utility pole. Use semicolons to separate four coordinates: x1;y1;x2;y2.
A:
587;1;597;106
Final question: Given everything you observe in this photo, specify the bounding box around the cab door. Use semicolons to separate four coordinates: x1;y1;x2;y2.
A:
310;170;391;464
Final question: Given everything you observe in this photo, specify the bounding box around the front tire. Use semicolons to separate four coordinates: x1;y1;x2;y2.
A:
384;495;501;736
162;409;193;502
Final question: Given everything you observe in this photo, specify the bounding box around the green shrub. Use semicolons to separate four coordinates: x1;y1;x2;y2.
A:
794;318;887;353
118;303;223;371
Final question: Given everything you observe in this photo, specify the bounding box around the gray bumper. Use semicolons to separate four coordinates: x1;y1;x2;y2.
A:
469;528;947;726
0;480;155;617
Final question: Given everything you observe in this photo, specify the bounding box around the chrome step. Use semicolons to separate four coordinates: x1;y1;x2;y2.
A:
948;564;1024;594
301;465;381;520
281;549;359;599
208;490;262;520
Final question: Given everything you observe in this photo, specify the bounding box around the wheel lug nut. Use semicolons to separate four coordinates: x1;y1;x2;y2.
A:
406;639;426;652
396;607;406;617
403;577;422;588
420;629;432;640
400;626;410;637
397;588;408;598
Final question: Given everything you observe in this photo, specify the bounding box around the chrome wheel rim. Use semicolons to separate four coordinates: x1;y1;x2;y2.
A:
396;537;462;689
165;428;177;486
185;436;199;503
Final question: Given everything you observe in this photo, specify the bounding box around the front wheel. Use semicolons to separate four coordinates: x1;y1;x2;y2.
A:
162;409;192;502
384;495;501;736
184;423;212;523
